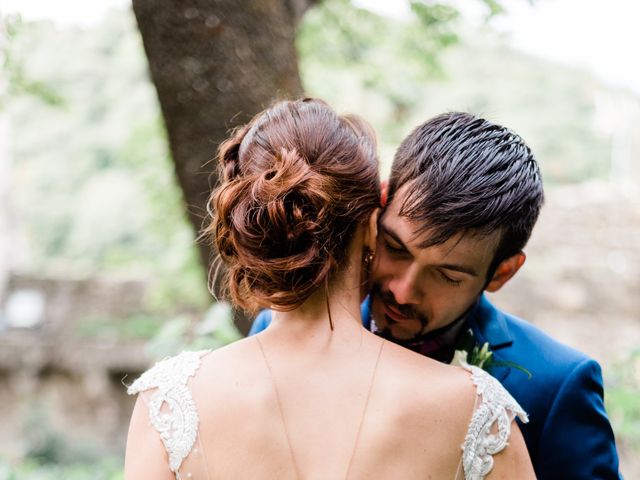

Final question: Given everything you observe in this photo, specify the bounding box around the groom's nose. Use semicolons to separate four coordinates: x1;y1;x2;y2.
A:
389;265;422;306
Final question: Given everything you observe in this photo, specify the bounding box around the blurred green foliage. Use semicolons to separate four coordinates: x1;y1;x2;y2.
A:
297;0;621;180
297;0;459;157
0;460;123;480
74;313;162;341
7;11;209;311
72;303;241;352
0;404;124;479
606;351;640;448
145;302;241;359
1;15;64;109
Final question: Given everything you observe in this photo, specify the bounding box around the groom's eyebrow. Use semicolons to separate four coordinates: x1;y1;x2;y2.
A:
380;224;408;251
437;263;479;277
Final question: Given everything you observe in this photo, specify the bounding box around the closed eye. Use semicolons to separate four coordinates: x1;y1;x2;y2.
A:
382;235;408;255
438;270;462;286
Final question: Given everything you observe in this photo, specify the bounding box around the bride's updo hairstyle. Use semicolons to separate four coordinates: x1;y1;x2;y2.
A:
205;98;380;312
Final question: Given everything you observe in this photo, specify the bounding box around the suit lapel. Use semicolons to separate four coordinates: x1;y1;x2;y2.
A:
468;295;514;382
487;363;511;382
360;296;372;330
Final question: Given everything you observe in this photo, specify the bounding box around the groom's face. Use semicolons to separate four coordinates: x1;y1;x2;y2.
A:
368;186;500;341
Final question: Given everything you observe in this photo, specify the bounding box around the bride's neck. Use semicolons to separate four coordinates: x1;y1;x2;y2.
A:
266;260;365;345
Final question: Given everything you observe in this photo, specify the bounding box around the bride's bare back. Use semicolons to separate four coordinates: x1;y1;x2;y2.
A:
125;326;533;480
195;333;469;479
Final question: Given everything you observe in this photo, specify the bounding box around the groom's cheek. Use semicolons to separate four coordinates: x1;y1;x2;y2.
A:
367;255;384;291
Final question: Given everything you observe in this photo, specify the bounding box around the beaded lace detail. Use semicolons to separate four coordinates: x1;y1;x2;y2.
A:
461;364;529;480
128;350;210;474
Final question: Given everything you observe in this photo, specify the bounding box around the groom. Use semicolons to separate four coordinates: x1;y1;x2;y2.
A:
250;112;621;479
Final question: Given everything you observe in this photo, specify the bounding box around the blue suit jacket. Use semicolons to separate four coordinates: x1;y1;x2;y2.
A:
249;295;622;479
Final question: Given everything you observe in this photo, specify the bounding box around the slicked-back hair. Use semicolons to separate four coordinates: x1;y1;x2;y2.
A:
388;112;544;279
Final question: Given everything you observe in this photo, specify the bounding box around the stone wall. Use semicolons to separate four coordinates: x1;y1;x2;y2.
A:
0;274;151;461
491;181;640;368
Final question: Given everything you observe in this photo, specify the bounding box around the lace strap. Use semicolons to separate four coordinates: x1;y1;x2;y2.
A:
128;350;210;473
461;364;529;480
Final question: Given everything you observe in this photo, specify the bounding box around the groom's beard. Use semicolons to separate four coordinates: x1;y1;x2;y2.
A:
369;284;429;342
369;283;478;347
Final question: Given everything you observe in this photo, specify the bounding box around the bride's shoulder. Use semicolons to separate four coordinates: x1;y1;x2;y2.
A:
384;341;474;395
126;350;212;475
124;341;255;476
127;337;258;396
381;343;478;423
458;364;529;480
127;349;212;396
460;363;528;421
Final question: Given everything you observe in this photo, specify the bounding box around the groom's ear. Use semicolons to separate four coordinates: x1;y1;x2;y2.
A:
380;180;388;207
364;208;381;253
485;252;526;292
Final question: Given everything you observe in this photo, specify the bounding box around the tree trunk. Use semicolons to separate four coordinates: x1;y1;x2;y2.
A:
132;0;314;331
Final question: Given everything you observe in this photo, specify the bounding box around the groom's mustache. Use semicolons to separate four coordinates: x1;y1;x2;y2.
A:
370;284;429;327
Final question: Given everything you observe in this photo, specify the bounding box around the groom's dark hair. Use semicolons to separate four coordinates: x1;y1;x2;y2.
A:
388;112;544;278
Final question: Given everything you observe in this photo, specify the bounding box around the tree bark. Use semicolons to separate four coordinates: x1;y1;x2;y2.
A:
132;0;314;330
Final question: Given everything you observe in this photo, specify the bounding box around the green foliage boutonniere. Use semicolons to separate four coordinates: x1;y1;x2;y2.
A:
450;329;532;379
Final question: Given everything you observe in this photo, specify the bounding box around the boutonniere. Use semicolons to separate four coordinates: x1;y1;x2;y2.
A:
451;329;532;379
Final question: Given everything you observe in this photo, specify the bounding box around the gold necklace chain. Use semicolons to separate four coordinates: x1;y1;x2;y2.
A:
255;335;385;480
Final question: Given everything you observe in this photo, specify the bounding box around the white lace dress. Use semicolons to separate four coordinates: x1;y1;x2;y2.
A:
127;350;528;480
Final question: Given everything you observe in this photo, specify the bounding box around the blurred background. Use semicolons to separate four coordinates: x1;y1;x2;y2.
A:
0;0;638;477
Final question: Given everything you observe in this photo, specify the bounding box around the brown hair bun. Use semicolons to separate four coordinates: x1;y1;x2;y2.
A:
205;98;380;312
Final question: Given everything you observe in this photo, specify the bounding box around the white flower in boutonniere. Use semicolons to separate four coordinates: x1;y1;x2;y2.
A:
451;337;493;369
451;329;531;379
451;349;469;367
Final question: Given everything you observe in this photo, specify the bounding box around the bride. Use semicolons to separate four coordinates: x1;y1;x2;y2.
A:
124;98;535;479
